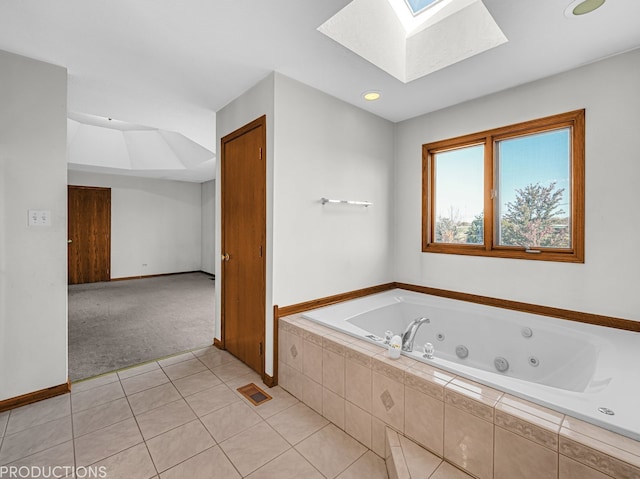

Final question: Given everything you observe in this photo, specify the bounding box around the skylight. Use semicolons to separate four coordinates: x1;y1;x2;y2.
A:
318;0;507;84
405;0;441;15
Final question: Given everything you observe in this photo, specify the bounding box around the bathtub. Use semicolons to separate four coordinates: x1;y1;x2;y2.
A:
301;288;640;440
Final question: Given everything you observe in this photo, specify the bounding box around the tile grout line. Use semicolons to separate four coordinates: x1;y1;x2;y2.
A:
194;350;371;477
154;370;245;478
120;365;169;397
0;399;75;466
210;441;244;478
171;368;239;476
194;367;263;477
0;411;7;461
188;374;303;477
134;398;195;440
291;422;355;479
6;346;388;478
1;346;225;471
1;410;9;438
121;373;161;479
69;386;78;475
250;443;327;479
332;446;369;479
228;417;293;477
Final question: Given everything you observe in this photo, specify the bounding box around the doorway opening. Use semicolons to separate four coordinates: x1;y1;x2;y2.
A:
67;185;215;381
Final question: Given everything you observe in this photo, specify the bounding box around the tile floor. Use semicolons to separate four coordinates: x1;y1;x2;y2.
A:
0;346;471;479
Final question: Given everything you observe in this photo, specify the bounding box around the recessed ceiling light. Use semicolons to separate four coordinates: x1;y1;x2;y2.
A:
565;0;605;17
363;91;381;101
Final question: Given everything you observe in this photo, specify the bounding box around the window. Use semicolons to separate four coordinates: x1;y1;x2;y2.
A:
422;110;584;262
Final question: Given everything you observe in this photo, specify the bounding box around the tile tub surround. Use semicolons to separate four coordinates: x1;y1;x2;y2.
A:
278;314;640;479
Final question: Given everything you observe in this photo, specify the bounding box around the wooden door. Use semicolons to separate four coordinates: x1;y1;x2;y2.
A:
68;186;111;285
221;116;266;375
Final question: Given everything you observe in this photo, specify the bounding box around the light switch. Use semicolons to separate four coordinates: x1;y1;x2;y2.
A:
28;209;51;226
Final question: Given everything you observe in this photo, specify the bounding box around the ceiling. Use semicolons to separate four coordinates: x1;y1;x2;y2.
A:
0;0;639;182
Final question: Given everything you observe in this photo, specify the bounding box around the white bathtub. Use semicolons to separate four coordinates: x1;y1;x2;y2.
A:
302;288;640;440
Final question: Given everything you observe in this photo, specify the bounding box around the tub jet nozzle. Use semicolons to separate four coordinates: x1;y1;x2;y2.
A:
494;356;509;373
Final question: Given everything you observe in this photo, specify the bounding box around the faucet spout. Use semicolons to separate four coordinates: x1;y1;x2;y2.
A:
401;317;430;352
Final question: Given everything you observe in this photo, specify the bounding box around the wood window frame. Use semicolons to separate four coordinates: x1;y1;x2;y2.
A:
422;109;585;263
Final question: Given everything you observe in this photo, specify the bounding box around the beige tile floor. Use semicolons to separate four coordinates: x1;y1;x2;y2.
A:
0;346;472;479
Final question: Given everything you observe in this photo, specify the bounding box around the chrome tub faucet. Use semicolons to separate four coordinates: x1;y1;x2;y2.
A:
401;317;430;352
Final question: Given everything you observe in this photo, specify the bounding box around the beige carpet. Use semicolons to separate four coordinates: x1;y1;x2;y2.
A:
68;272;215;381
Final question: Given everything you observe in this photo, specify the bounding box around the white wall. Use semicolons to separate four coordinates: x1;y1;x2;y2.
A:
201;180;216;275
0;51;68;400
68;171;202;278
394;48;640;322
272;73;395;306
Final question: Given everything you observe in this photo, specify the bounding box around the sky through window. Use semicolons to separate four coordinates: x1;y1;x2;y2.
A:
405;0;440;15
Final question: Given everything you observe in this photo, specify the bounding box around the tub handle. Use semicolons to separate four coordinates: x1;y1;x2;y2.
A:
423;343;434;359
384;330;394;344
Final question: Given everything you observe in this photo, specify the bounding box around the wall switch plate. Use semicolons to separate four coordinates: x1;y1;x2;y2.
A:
28;209;51;226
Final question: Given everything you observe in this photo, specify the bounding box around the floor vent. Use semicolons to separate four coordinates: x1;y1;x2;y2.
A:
237;383;272;406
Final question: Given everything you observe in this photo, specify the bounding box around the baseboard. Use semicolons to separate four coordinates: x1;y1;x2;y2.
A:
213;338;224;349
111;271;203;282
0;380;71;413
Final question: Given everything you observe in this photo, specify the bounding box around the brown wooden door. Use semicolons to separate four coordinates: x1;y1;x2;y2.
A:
221;116;266;375
68;186;111;285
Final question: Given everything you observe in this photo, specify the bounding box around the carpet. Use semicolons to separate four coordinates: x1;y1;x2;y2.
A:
68;272;215;381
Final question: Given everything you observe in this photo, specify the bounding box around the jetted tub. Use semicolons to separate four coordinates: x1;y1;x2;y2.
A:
302;289;640;440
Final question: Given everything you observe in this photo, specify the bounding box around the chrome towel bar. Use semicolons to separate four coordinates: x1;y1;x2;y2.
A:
320;197;372;207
